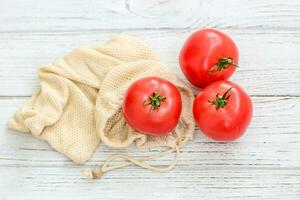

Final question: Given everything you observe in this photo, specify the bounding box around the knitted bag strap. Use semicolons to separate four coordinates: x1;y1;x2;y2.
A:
82;145;179;179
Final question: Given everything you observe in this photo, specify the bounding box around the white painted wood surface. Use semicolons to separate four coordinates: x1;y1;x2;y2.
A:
0;0;300;199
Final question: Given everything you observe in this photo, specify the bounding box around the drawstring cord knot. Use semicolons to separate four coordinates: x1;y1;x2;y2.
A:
91;168;103;178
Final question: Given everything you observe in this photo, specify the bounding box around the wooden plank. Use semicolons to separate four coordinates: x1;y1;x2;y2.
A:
1;0;300;32
0;97;300;199
0;167;299;200
1;29;300;96
1;96;299;168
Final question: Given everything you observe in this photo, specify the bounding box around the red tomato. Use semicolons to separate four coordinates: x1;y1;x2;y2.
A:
193;81;252;141
123;77;182;136
179;29;239;88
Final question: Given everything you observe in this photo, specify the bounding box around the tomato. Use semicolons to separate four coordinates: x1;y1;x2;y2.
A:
123;77;182;136
193;81;252;141
179;29;239;88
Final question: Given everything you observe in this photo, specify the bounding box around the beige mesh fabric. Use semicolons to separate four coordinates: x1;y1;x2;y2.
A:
7;36;195;164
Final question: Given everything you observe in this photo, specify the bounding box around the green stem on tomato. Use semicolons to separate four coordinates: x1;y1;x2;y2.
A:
208;87;233;109
208;57;239;74
144;92;167;113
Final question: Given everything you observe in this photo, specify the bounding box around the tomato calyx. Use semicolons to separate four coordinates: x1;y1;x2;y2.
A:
208;87;233;109
144;92;167;112
208;57;239;74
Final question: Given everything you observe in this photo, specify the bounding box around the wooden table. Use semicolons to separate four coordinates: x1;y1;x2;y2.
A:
0;0;299;199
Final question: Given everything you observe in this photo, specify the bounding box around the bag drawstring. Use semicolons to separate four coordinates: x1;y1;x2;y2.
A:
82;145;179;179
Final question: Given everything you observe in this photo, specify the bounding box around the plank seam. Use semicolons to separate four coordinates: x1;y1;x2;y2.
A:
1;27;300;34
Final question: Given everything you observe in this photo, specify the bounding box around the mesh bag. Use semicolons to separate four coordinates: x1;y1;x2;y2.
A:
7;36;195;177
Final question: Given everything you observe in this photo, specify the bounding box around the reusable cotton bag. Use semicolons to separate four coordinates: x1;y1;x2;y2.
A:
7;36;195;178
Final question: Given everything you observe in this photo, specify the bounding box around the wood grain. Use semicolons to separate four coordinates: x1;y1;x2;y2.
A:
0;97;300;199
1;0;300;32
1;0;300;199
1;96;299;168
1;29;300;96
0;167;299;200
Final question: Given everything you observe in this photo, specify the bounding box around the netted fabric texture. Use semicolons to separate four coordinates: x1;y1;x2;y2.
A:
8;36;195;164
